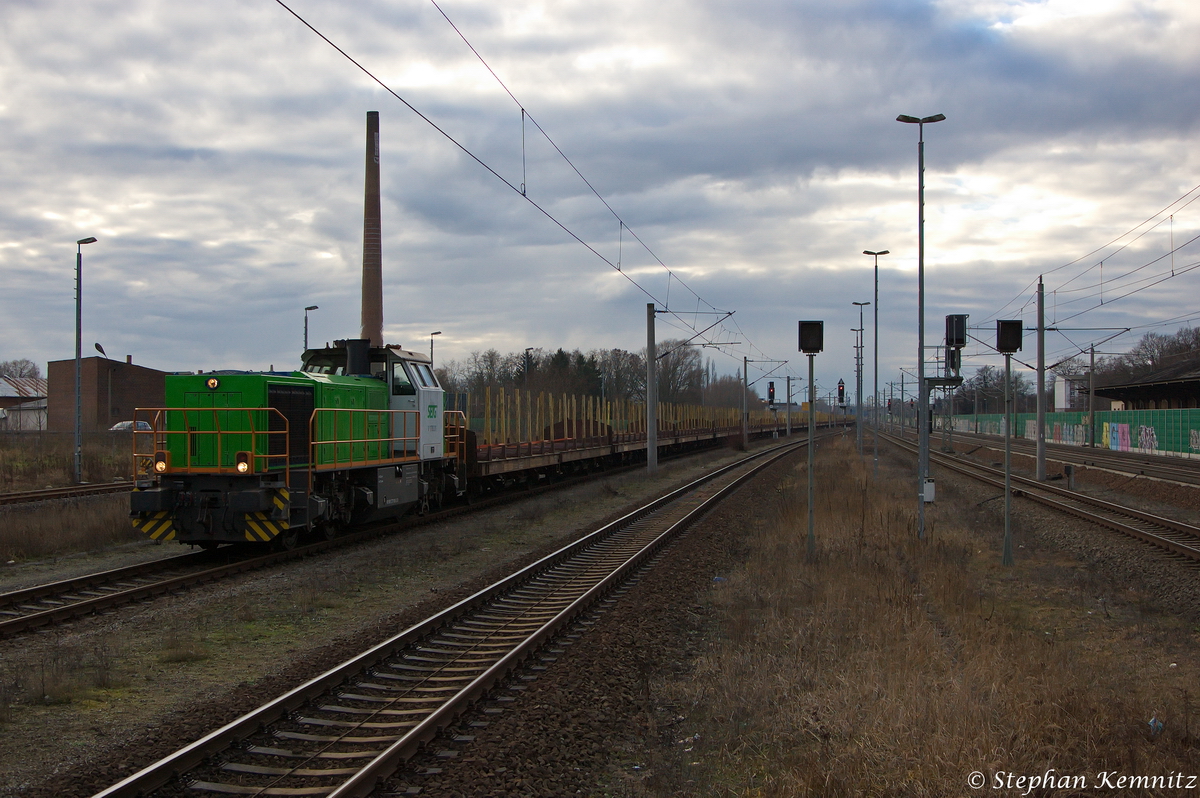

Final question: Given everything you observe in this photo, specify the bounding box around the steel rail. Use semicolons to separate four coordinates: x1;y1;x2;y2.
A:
90;437;811;798
0;550;214;629
882;431;1200;561
0;481;132;506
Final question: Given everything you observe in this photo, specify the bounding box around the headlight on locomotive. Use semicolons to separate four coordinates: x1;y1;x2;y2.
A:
235;451;252;474
153;451;169;473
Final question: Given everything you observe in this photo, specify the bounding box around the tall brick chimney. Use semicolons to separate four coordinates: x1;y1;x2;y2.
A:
360;111;383;347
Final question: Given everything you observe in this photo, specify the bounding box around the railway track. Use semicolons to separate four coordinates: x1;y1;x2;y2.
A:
0;550;224;637
0;438;784;639
0;464;616;640
899;427;1200;487
0;481;133;506
91;437;808;798
882;431;1200;562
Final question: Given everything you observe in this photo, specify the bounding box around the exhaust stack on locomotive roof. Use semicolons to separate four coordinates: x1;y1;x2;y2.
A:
361;110;384;348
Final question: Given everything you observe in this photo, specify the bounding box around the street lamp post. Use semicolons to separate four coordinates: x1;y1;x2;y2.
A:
896;112;945;539
429;331;442;364
853;301;870;456
863;250;888;477
74;236;97;484
304;305;319;352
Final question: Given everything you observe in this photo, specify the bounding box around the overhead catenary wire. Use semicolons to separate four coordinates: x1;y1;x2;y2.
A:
981;183;1200;329
426;0;721;323
275;0;776;372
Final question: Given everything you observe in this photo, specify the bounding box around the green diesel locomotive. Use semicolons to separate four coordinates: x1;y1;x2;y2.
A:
130;340;464;548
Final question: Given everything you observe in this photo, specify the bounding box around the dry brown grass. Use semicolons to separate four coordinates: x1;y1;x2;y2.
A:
0;495;140;561
0;433;133;491
0;637;127;718
658;437;1200;796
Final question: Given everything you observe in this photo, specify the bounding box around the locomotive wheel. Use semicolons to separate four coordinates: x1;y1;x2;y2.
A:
276;529;300;551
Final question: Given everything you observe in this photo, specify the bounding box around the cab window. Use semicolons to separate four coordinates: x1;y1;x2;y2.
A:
392;362;416;396
416;364;439;387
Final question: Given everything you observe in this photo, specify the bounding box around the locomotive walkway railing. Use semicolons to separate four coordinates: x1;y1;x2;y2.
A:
307;408;421;473
132;407;292;480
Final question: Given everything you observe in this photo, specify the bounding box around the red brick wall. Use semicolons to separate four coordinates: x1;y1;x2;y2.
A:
47;358;166;433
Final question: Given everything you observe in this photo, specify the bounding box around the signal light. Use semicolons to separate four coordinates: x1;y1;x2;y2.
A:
153;451;169;473
235;451;252;474
798;321;823;354
996;320;1023;354
945;314;968;348
768;381;775;404
837;379;845;405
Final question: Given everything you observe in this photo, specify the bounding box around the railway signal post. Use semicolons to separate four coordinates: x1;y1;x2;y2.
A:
800;320;823;561
997;319;1023;566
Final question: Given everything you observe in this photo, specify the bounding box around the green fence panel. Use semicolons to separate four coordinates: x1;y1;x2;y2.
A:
945;408;1200;458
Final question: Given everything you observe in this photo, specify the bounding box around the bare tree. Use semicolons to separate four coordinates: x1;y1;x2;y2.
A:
0;359;40;379
654;339;703;404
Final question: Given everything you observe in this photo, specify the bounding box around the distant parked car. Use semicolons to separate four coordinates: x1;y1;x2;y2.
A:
109;420;152;432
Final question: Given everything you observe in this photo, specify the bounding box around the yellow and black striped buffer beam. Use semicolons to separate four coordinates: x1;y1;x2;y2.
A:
132;512;176;541
244;489;290;542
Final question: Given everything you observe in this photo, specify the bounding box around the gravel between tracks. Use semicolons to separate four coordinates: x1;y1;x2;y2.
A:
929;444;1200;623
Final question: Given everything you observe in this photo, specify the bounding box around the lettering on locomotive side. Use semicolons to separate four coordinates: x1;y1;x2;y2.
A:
427;404;437;418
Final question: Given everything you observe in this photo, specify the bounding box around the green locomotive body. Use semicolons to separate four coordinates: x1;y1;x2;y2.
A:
130;343;462;548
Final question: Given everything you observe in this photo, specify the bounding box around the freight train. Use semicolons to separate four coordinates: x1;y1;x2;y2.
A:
128;338;780;549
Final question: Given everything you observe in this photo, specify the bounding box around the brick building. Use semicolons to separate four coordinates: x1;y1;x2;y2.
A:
47;356;166;433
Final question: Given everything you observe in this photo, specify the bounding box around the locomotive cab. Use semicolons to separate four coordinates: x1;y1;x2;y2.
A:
300;341;444;461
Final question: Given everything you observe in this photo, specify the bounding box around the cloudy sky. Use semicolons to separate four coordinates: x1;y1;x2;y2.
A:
3;0;1199;401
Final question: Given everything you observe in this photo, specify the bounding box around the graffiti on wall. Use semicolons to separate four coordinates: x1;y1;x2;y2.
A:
1114;423;1131;451
1137;425;1159;451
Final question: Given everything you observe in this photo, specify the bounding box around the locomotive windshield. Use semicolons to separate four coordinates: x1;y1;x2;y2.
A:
412;363;439;387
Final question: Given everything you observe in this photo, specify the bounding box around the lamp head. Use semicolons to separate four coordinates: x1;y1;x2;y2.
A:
305;305;318;311
430;331;442;337
896;114;945;125
863;249;889;256
77;237;97;246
